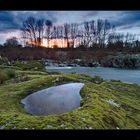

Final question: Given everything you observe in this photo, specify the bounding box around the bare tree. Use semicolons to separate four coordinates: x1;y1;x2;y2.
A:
70;23;78;48
52;26;57;47
45;20;53;48
83;21;91;47
21;17;38;46
102;20;111;47
107;25;115;43
83;20;97;47
97;19;104;47
90;20;97;45
82;19;111;48
64;23;70;48
21;29;28;47
36;19;45;46
55;25;64;47
124;33;136;47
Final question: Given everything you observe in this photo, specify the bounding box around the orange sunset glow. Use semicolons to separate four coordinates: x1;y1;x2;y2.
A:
30;38;81;48
42;39;68;48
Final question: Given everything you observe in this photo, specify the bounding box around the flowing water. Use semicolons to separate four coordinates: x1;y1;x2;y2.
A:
46;66;140;85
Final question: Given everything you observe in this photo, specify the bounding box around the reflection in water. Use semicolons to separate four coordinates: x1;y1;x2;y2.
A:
21;83;84;116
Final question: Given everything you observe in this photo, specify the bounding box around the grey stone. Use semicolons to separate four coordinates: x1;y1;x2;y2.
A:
0;125;5;129
106;99;120;107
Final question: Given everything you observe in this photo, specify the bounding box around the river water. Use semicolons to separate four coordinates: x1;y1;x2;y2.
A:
46;66;140;85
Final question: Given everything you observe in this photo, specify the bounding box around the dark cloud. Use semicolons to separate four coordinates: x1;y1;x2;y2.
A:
0;11;57;32
14;11;57;23
110;11;140;28
0;11;20;31
1;11;140;32
0;11;140;43
81;11;99;19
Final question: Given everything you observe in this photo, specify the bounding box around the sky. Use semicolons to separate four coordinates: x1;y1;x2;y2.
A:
0;11;140;44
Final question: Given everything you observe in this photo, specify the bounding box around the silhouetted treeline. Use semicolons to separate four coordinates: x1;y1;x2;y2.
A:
1;43;140;61
0;16;140;63
20;16;139;48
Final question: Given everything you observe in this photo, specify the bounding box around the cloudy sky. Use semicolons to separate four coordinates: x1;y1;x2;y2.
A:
0;11;140;44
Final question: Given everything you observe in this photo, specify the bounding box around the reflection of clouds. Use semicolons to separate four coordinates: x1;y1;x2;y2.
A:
21;83;84;116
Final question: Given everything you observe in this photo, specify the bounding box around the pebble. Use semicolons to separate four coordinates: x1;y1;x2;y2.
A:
0;125;5;129
116;127;120;129
106;99;120;107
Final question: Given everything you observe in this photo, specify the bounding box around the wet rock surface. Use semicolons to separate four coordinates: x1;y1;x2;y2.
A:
21;83;84;116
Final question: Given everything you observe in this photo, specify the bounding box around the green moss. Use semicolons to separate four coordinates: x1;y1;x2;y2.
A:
13;60;45;71
0;68;16;84
0;69;140;129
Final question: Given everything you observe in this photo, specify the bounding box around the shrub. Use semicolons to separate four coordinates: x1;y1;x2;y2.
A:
110;79;121;82
100;54;140;69
92;75;104;84
0;70;8;84
0;57;10;66
13;61;44;71
0;69;16;84
5;69;16;78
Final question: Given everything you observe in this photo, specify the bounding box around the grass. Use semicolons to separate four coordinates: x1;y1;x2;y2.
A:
12;60;45;71
0;68;140;129
0;69;16;84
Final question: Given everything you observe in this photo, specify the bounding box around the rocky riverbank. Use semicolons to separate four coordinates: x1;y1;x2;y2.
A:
44;54;140;69
45;59;100;67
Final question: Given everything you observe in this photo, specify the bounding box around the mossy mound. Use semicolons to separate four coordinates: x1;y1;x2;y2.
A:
0;69;140;129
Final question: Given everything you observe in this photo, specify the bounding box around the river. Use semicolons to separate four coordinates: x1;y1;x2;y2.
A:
46;66;140;85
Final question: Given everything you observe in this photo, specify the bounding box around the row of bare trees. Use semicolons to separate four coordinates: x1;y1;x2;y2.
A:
21;16;138;48
21;17;52;47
